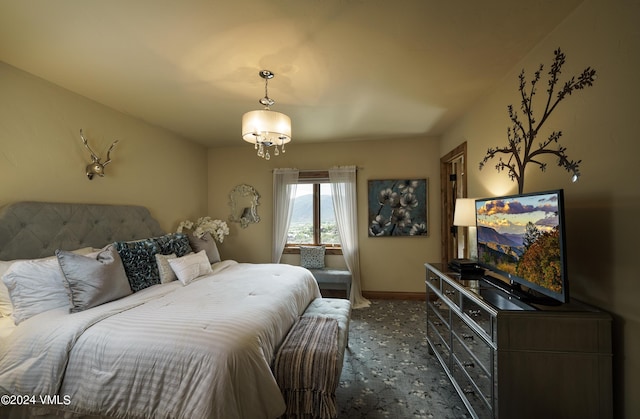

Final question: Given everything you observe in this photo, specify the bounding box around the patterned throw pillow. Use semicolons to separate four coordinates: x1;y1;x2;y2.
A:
153;233;192;257
115;233;192;292
114;239;160;292
300;246;326;269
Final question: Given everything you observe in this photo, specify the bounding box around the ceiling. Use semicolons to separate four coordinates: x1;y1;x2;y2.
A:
0;0;583;148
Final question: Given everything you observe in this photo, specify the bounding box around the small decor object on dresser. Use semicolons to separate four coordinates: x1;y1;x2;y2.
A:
368;179;428;237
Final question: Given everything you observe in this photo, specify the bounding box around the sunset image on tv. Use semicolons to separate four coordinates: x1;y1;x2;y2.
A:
476;192;563;293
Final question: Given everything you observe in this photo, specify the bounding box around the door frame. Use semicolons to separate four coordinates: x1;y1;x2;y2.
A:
440;142;467;265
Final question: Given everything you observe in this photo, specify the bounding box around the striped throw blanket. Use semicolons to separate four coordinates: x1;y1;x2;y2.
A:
273;316;339;419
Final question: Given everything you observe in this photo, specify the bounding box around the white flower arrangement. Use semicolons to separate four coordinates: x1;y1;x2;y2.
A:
177;216;230;243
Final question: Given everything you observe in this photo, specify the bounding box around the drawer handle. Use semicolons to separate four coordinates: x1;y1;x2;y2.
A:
462;388;475;395
434;301;442;307
445;290;455;296
463;361;475;368
433;321;442;326
461;333;474;341
468;309;481;317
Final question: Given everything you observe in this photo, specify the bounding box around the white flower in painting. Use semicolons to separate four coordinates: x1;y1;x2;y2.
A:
400;192;418;209
410;223;427;236
378;188;399;206
398;179;419;193
369;215;390;236
390;208;411;228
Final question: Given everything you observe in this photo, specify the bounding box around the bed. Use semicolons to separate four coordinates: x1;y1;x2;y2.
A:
0;201;331;419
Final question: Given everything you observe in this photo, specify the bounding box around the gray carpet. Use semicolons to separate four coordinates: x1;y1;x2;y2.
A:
336;299;470;419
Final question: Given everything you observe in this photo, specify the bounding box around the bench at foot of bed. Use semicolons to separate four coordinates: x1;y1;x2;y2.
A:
274;297;351;419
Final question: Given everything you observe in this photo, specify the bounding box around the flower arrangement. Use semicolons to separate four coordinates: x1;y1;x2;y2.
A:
177;216;229;243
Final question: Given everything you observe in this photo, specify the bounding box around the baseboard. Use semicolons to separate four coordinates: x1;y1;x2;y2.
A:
362;291;426;301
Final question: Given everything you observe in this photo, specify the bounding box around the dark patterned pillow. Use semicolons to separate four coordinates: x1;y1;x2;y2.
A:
115;233;192;292
153;233;192;257
115;239;160;292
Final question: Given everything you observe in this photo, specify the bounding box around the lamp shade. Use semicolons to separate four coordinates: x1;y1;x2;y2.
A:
453;198;476;227
242;109;291;145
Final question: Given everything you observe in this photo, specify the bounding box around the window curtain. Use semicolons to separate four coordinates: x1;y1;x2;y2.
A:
272;168;299;263
329;166;370;309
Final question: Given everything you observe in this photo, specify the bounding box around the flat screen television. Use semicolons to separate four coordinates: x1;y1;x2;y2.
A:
475;189;569;304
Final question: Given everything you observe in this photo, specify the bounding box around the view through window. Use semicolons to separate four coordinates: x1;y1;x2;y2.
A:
287;182;341;246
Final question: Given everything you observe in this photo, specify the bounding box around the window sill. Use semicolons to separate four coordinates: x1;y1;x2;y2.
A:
283;246;343;256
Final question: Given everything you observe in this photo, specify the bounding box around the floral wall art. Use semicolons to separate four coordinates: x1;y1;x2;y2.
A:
368;179;428;237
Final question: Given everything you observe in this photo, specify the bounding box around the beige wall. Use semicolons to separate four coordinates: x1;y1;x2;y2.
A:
0;62;209;232
208;137;441;294
440;0;640;417
3;0;637;414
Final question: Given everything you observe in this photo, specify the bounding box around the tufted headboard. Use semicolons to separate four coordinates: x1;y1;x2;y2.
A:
0;202;166;261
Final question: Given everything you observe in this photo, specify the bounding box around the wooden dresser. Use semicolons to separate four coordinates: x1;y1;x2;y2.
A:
425;263;612;419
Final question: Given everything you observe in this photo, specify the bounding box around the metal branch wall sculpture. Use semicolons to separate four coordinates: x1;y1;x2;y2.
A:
80;129;119;180
479;48;596;193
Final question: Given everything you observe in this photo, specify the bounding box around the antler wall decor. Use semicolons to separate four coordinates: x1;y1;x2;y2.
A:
80;129;119;180
479;48;596;194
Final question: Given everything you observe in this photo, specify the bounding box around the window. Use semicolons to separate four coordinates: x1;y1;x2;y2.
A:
285;171;341;254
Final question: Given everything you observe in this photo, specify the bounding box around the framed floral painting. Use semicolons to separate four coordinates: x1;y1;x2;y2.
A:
367;179;428;237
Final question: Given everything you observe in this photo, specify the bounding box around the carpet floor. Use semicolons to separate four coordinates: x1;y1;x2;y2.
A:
335;299;470;419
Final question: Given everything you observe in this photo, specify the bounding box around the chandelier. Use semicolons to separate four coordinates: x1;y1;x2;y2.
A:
241;70;291;160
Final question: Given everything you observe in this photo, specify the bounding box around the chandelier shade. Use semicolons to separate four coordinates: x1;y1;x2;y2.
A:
241;109;292;146
241;70;292;160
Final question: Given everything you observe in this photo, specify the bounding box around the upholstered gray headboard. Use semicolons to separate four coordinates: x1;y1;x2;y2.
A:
0;202;166;261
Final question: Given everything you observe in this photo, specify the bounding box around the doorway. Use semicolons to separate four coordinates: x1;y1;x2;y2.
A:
440;142;467;265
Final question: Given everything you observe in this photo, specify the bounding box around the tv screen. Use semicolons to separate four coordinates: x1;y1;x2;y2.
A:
475;189;569;304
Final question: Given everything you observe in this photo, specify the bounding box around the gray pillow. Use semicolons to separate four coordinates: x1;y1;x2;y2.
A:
188;232;221;264
56;245;132;313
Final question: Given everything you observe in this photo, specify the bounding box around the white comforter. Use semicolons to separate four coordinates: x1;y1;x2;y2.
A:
0;261;320;419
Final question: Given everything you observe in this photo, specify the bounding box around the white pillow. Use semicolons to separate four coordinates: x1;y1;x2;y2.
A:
168;250;213;286
0;248;96;320
0;260;18;317
2;258;69;324
155;253;178;284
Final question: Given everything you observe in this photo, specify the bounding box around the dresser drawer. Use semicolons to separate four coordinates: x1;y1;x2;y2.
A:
451;320;493;404
460;294;496;340
451;361;493;419
427;299;451;360
426;269;441;292
442;280;460;308
426;318;450;363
